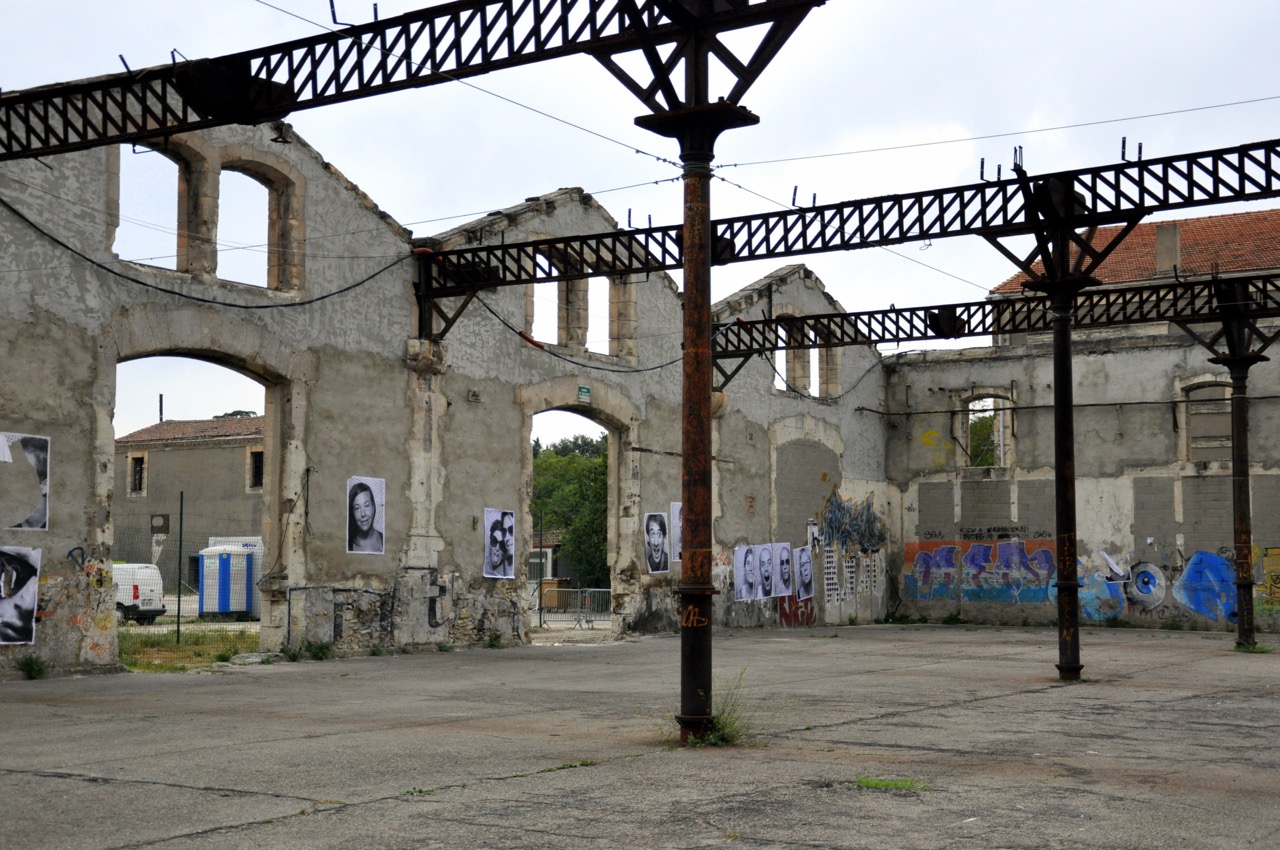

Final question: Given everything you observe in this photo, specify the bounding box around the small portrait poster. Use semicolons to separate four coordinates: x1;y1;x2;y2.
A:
0;546;41;645
2;433;50;531
756;542;777;598
668;501;683;562
773;542;794;598
346;476;385;555
794;545;816;601
643;511;670;574
733;545;760;601
483;507;515;579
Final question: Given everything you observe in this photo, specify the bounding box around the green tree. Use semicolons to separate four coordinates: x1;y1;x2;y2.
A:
968;413;996;467
531;433;608;587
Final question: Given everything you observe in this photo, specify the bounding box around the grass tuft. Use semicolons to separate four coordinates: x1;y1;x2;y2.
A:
685;668;757;748
15;652;47;680
486;633;503;649
1235;642;1273;653
855;775;931;792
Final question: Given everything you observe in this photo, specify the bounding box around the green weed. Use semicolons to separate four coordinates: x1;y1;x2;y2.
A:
685;668;757;748
303;640;334;661
486;633;503;649
855;775;931;792
436;642;455;652
15;653;46;680
1235;642;1273;653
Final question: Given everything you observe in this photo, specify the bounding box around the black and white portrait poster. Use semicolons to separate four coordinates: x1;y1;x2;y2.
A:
668;501;682;562
794;545;816;601
346;476;385;555
755;543;777;598
773;542;794;597
0;547;41;644
483;507;515;579
733;545;761;601
2;433;50;531
643;511;670;574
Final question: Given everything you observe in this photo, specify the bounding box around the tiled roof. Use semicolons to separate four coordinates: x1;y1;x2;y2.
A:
992;207;1280;295
117;417;264;445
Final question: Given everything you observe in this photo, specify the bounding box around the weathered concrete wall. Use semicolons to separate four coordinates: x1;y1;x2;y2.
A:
886;334;1280;630
1;122;879;676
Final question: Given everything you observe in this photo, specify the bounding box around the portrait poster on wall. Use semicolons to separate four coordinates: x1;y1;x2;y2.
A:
668;501;682;562
0;546;41;644
483;507;515;579
755;543;777;598
643;511;670;574
794;545;816;601
733;545;761;601
772;542;794;597
346;476;385;555
2;433;50;531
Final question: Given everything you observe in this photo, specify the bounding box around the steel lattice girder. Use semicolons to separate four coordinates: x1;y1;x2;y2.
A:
0;0;822;161
424;137;1280;286
710;276;1280;357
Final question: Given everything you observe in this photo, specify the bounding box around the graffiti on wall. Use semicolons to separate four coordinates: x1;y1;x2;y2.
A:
905;539;1240;623
903;539;1056;605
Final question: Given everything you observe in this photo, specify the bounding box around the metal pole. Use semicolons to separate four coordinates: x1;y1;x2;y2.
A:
175;490;184;645
1050;288;1082;680
677;146;715;742
1228;363;1257;646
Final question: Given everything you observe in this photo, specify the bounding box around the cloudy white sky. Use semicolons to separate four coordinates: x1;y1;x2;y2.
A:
5;1;1280;442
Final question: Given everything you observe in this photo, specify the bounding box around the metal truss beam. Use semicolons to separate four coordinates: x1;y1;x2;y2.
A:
710;275;1280;363
425;137;1280;286
0;0;818;161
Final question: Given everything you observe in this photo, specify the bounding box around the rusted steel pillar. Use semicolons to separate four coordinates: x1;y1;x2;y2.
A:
1226;361;1258;646
678;148;716;740
1049;285;1083;680
637;103;758;743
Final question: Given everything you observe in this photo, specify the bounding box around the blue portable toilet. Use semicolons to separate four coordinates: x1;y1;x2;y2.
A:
198;545;258;618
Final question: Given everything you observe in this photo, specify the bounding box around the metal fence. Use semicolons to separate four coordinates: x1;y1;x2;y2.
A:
113;524;263;670
532;586;611;629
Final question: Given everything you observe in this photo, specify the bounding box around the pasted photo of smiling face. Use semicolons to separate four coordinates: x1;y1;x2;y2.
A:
346;477;385;555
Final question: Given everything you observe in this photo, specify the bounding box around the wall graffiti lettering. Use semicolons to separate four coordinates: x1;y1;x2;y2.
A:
679;604;709;629
905;540;1241;623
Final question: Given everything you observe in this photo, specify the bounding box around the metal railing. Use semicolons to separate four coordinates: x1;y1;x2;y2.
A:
532;586;611;629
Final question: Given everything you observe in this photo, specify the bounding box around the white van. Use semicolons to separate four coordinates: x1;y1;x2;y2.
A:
113;563;167;625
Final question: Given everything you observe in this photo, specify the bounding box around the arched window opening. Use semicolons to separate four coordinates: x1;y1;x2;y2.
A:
965;396;1012;468
585;275;610;355
218;169;269;287
113;357;268;647
1186;383;1232;462
114;144;178;270
530;412;609;591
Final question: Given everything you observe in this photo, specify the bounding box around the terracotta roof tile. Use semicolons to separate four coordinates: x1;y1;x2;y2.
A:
117;417;264;444
992;207;1280;295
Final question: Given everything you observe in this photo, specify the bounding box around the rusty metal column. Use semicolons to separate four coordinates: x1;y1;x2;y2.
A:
1227;362;1258;646
1049;285;1083;680
677;146;716;741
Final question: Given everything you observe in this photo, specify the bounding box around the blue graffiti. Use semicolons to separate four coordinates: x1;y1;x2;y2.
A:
906;541;1055;604
1173;551;1237;623
1079;571;1124;621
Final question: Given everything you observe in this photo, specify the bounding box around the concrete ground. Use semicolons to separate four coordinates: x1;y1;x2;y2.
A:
3;624;1277;850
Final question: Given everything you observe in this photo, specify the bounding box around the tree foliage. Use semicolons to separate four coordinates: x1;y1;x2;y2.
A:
968;413;996;467
531;434;608;587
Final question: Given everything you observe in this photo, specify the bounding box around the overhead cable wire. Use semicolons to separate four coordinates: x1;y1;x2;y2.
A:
0;193;409;309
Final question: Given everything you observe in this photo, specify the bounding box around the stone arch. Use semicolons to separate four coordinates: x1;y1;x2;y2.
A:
219;146;306;291
105;304;318;647
517;376;643;633
109;133;220;276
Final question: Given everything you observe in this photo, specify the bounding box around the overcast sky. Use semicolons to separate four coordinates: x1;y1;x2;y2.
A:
6;0;1280;442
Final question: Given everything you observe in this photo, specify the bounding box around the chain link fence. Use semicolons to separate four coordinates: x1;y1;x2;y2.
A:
113;522;264;670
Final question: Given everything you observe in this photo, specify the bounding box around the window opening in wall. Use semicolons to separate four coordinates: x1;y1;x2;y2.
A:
218;170;269;287
530;411;610;592
773;323;789;390
130;455;146;493
585;276;610;354
809;348;821;396
1187;384;1231;462
966;397;1009;467
249;449;265;490
115;145;178;270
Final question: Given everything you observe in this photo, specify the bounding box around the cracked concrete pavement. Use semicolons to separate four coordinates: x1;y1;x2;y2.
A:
3;625;1278;849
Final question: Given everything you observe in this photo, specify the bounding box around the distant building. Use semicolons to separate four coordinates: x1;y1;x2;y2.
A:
113;417;265;573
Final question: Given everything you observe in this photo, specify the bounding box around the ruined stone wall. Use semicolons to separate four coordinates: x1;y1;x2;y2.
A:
884;335;1280;630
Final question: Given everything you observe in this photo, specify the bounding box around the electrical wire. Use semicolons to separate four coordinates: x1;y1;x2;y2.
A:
0;192;409;309
716;93;1280;171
